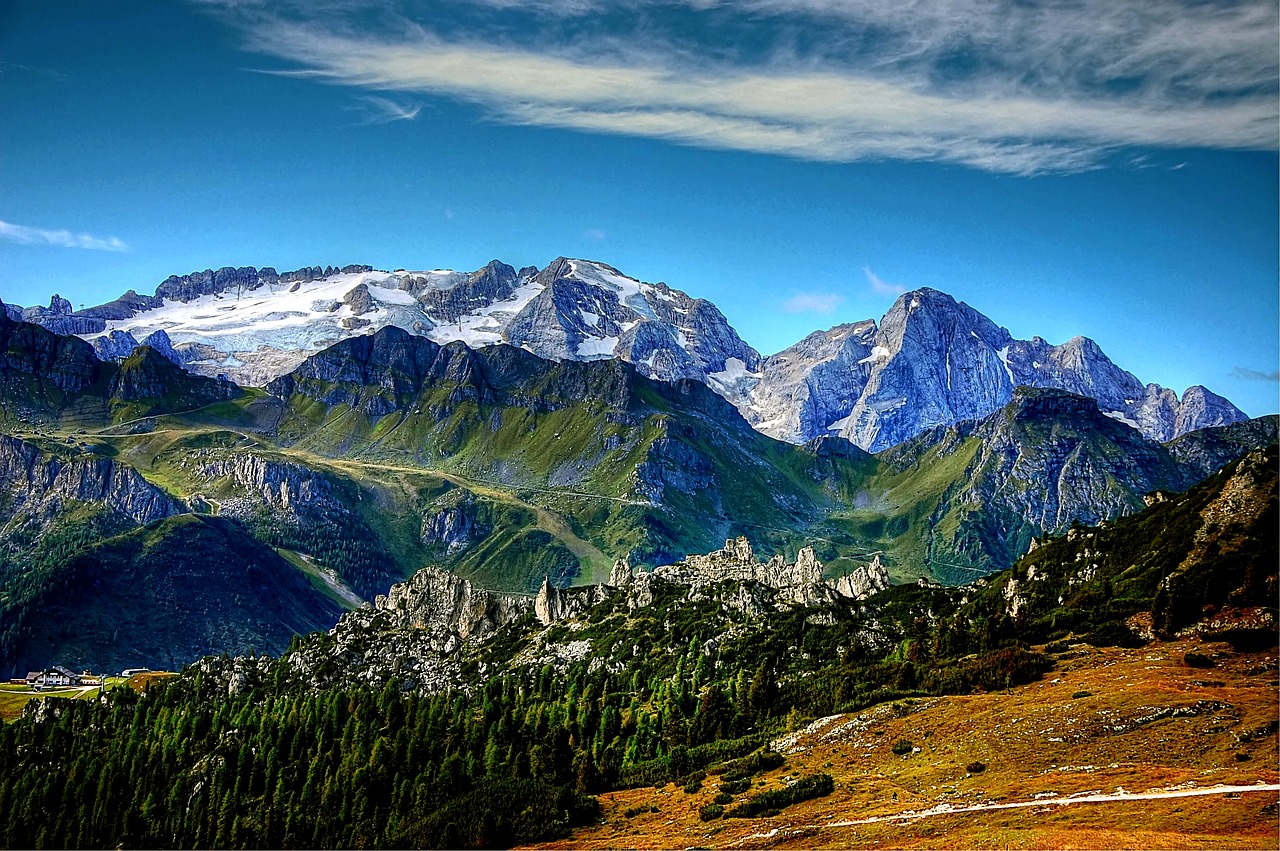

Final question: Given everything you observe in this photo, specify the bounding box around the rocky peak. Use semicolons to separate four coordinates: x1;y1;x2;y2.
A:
418;260;521;324
1174;385;1245;437
734;285;1245;451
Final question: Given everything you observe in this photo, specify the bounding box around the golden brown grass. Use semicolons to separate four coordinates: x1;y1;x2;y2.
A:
524;637;1279;850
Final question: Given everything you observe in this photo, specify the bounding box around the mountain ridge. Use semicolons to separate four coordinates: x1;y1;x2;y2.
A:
4;258;1248;451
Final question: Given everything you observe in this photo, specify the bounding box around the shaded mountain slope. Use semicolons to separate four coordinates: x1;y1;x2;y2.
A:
847;387;1224;582
1;514;345;676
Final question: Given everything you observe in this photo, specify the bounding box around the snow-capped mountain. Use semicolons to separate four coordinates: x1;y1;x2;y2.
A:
12;261;1245;450
734;287;1246;450
24;258;759;391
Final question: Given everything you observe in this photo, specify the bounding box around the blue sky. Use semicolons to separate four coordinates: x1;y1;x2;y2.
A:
1;0;1277;416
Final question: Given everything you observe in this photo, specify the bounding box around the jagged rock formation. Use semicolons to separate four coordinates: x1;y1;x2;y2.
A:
833;554;893;599
736;288;1246;450
287;538;892;690
376;567;531;642
637;537;889;608
0;434;181;527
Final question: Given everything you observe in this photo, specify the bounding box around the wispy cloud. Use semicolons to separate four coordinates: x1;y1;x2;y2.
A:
1231;366;1280;382
583;228;607;241
864;266;905;296
198;0;1278;174
783;292;844;314
0;220;129;252
354;94;422;123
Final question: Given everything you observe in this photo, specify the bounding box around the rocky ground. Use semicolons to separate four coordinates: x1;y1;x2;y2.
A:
525;636;1279;850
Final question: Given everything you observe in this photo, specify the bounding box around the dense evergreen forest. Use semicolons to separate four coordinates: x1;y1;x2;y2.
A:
0;579;1052;850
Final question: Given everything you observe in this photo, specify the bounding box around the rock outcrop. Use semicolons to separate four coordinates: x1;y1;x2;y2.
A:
0;434;181;527
645;536;889;607
288;536;893;690
195;454;334;511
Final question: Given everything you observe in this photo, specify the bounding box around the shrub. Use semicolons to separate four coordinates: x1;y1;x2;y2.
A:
891;739;913;755
713;792;733;805
720;750;785;783
1184;651;1215;669
1071;690;1092;699
719;779;750;795
966;761;986;773
699;804;724;821
1045;640;1071;654
725;774;834;819
683;780;703;794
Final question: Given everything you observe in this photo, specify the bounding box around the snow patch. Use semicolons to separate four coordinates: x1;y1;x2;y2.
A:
827;413;855;432
576;336;619;358
1103;410;1141;430
858;346;892;365
996;346;1015;383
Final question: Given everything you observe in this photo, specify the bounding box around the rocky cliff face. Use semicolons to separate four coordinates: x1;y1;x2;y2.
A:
194;453;336;511
0;434;181;528
737;288;1246;451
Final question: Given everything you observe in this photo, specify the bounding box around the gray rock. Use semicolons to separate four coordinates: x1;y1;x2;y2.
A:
93;330;141;361
737;288;1246;451
0;434;181;528
343;283;375;316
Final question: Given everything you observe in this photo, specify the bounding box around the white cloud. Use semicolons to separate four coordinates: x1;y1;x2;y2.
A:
783;292;844;314
583;228;607;241
200;0;1278;173
864;266;905;296
0;220;129;252
356;95;422;123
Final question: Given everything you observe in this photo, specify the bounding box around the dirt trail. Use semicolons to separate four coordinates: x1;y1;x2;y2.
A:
318;456;614;585
820;782;1280;829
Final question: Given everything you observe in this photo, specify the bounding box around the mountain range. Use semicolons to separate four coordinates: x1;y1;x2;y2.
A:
8;257;1245;452
0;295;1274;674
